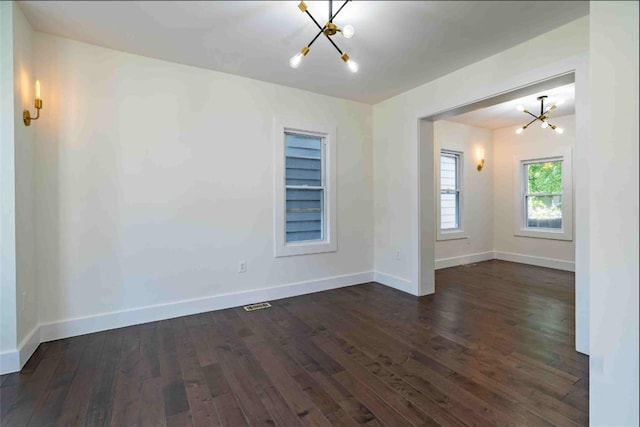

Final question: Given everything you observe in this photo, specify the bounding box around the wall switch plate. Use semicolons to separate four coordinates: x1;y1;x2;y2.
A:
394;249;401;260
238;261;247;273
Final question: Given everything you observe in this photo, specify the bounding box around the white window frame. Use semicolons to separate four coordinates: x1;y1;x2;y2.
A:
437;149;467;241
274;120;337;257
514;147;573;241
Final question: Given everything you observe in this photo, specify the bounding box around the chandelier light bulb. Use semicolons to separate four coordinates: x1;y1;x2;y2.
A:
541;121;548;129
346;59;359;73
516;105;525;112
289;52;303;68
555;127;564;134
342;24;355;39
516;127;524;135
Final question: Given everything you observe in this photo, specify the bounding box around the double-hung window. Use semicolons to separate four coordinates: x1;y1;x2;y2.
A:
437;150;466;240
285;132;324;242
274;122;336;257
514;148;573;240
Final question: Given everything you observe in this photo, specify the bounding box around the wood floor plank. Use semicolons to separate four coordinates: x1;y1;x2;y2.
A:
139;377;166;427
243;336;332;427
54;333;107;426
313;335;441;426
110;326;143;427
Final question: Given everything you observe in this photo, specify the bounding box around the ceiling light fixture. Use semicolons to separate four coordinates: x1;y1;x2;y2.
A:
515;95;564;135
290;1;358;73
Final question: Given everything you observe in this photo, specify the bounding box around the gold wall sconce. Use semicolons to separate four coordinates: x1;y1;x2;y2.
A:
23;80;42;126
476;147;485;171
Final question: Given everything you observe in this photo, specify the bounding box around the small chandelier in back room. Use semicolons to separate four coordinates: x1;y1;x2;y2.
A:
515;96;565;135
290;0;358;73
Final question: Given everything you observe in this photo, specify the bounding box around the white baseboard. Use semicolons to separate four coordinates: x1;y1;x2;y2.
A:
373;271;414;294
0;349;19;375
19;325;40;368
435;251;494;270
0;325;40;375
39;271;374;343
493;251;575;272
0;271;373;374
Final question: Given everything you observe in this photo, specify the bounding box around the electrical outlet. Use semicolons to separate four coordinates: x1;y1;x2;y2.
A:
394;249;401;260
238;261;247;273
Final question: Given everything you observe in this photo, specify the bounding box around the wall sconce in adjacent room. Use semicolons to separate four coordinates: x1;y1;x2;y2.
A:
23;80;43;126
476;147;485;171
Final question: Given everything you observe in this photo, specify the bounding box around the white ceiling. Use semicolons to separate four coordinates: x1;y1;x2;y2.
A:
18;1;588;104
445;83;575;130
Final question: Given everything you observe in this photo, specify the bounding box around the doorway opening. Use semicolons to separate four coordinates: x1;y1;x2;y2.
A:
416;71;588;355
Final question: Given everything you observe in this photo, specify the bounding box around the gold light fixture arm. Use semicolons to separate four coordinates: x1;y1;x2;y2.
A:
524;110;538;120
523;117;538;129
23;98;42;127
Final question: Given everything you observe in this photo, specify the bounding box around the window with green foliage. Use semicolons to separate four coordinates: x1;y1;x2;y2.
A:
523;159;563;229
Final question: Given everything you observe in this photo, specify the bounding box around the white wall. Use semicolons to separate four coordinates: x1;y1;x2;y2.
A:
434;120;493;266
12;0;38;353
33;34;374;327
493;115;575;269
0;0;18;358
0;1;39;372
373;17;589;294
588;2;639;425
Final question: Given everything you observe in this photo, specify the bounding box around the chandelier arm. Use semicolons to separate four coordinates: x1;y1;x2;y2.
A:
525;111;538;120
324;33;344;55
306;28;325;48
305;10;326;32
330;0;351;23
523;117;538;128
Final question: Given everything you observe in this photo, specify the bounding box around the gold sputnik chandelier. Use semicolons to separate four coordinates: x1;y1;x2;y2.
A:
290;0;358;72
516;95;565;135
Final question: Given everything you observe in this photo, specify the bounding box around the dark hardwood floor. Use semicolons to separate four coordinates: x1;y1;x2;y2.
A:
0;260;588;426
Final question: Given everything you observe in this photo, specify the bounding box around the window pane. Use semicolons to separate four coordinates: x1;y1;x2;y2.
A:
526;195;562;229
527;161;562;194
440;192;459;230
286;188;323;242
286;133;322;186
440;154;457;190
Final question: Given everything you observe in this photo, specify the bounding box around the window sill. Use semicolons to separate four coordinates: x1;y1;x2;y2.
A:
275;240;337;257
514;228;573;241
437;230;468;241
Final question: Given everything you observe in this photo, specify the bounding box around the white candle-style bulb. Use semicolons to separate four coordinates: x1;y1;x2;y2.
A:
289;52;303;69
516;105;525;112
541;121;548;129
35;80;41;99
346;59;359;73
555;127;564;134
342;24;355;39
516;127;523;135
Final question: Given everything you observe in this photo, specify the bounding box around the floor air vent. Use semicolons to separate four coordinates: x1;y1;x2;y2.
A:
243;302;272;312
